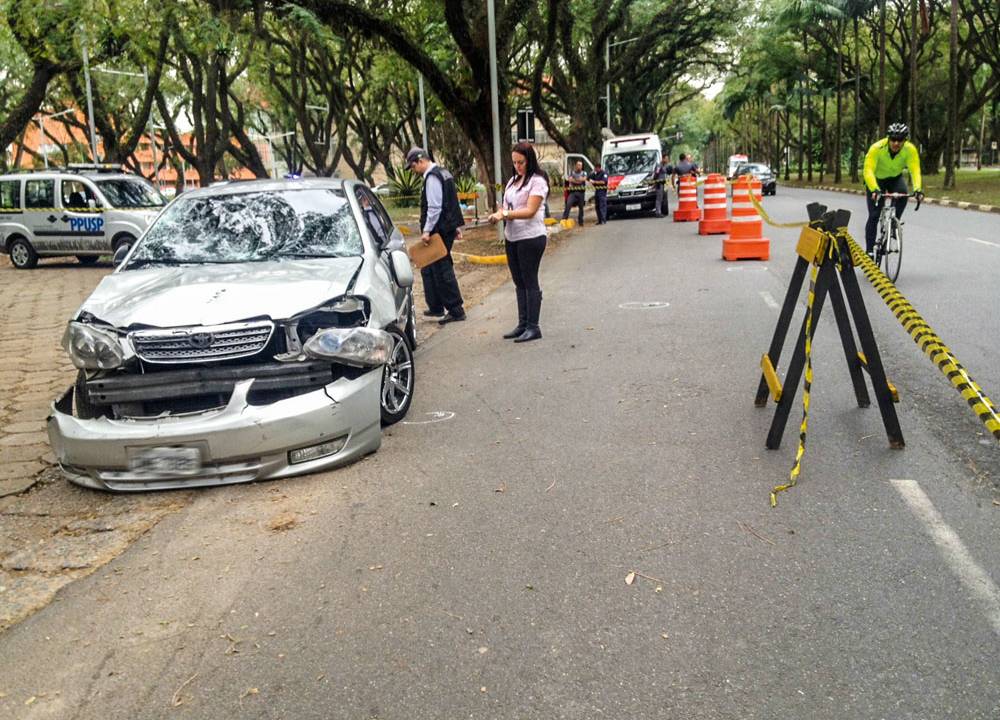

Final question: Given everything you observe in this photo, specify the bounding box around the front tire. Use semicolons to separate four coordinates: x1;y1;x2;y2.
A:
883;216;903;282
112;234;136;255
380;327;414;426
9;237;38;269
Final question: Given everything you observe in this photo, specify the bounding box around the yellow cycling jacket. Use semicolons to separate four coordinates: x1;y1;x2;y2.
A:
863;138;922;192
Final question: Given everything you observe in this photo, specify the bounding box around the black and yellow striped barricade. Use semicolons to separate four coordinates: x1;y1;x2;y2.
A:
756;203;903;504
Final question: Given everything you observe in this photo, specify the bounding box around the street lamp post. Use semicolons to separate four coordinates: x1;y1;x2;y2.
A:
36;108;74;169
605;36;639;131
487;0;503;242
417;74;429;151
81;37;101;163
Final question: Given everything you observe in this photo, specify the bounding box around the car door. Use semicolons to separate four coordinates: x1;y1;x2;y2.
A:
60;178;106;254
23;178;61;253
564;153;595;201
356;187;407;315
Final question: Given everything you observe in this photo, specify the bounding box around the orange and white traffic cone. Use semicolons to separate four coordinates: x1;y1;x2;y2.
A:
698;173;730;235
673;174;700;222
722;175;770;261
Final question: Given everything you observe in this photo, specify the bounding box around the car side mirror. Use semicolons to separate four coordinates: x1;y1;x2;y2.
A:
112;244;130;266
389;249;413;288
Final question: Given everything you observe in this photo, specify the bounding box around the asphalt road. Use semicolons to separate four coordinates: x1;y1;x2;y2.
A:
1;187;998;719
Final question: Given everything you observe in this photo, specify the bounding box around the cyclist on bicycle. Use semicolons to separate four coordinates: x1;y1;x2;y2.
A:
863;122;923;257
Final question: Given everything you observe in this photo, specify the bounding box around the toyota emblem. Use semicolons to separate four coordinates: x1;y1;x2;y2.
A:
188;332;214;349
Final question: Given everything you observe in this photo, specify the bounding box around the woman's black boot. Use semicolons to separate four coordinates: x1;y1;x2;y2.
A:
514;290;542;343
503;288;528;339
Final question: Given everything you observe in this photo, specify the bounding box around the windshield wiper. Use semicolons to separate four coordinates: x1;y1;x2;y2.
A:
273;251;347;259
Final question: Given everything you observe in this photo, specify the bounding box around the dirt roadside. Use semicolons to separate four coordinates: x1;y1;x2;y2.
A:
0;218;579;632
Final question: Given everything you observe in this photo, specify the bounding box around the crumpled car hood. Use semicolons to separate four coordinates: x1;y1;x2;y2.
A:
79;257;363;328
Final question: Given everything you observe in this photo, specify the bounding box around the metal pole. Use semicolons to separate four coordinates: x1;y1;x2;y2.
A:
268;137;276;179
605;39;611;130
81;38;100;163
487;0;503;241
418;74;429;151
144;68;158;189
38;117;48;169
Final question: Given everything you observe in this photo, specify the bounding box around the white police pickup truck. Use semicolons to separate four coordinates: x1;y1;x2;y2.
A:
0;164;166;269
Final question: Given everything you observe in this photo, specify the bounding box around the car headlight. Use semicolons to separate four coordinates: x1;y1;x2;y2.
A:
303;327;394;367
62;321;125;370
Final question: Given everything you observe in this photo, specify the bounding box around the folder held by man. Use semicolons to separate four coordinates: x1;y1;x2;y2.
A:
406;232;447;269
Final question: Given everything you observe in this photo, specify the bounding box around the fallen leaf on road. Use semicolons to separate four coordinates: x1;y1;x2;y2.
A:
661;633;669;639
267;512;299;532
368;565;383;571
993;500;999;507
25;697;36;706
172;673;198;707
240;688;259;699
625;572;636;585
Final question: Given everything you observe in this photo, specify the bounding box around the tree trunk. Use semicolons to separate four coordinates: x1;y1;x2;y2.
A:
834;23;843;183
909;0;918;140
806;34;813;182
943;0;958;188
879;0;886;134
820;92;828;183
798;77;804;181
851;16;860;183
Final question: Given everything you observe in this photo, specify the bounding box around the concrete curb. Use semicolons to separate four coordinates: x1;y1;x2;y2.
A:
790;183;1000;214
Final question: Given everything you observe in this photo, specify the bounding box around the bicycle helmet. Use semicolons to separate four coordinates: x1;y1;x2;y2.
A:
887;123;909;141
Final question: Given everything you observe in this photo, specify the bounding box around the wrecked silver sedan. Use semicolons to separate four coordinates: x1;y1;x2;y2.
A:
47;178;417;491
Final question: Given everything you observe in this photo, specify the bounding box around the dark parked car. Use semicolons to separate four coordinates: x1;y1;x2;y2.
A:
732;163;777;196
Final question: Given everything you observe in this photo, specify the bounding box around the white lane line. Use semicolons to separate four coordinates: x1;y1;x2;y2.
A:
891;479;1000;636
968;237;1000;248
759;290;780;311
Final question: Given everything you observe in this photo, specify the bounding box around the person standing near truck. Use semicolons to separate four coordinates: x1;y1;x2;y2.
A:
672;153;699;190
652;155;673;217
562;160;587;226
588;164;609;224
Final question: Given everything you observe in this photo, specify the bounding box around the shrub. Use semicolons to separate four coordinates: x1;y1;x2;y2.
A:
388;167;423;207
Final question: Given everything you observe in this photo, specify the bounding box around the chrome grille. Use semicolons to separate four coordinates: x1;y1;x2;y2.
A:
130;321;274;364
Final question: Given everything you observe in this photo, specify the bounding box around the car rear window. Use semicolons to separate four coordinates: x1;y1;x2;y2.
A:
0;180;19;211
25;179;54;209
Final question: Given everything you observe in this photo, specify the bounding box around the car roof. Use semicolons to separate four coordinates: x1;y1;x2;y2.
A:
0;170;139;182
177;177;350;199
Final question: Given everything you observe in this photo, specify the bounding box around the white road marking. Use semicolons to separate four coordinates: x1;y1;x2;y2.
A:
968;237;1000;248
891;479;1000;636
759;290;780;311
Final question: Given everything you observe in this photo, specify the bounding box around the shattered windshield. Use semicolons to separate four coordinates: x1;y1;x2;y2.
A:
94;178;166;208
127;188;362;266
604;151;658;176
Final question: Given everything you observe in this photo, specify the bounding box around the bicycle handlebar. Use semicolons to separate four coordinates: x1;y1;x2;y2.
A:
874;190;921;211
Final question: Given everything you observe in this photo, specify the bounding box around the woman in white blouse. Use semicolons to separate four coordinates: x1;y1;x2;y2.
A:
488;142;549;343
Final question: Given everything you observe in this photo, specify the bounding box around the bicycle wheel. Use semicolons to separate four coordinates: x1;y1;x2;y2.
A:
883;214;903;282
873;213;888;267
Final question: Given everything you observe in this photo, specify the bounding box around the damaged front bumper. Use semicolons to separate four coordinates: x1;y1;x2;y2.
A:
46;366;383;492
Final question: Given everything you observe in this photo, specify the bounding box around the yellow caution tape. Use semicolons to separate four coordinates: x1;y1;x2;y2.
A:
0;207;103;213
840;229;1000;441
742;177;809;229
771;253;819;506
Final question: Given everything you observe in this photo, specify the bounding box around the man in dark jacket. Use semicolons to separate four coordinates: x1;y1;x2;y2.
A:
406;147;466;324
588;164;609;224
652;155;673;217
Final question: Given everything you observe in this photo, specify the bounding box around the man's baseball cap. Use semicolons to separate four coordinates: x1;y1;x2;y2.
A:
405;147;428;168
